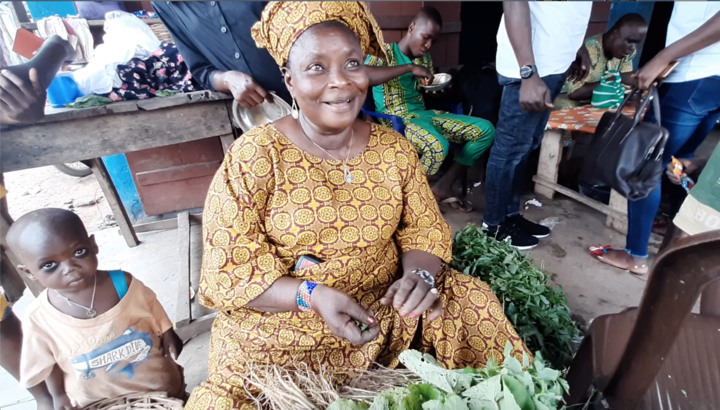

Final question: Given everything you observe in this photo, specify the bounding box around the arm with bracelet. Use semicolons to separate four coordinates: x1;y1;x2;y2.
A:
379;136;453;322
199;147;379;346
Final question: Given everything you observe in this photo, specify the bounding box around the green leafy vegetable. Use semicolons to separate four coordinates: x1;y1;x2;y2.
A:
328;399;371;410
155;90;179;97
451;225;581;368
65;95;113;108
330;343;569;410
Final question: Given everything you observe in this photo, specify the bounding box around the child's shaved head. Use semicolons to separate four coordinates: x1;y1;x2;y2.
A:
7;208;98;290
8;208;88;257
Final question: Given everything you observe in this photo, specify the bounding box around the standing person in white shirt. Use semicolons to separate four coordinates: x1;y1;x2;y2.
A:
596;4;720;275
482;1;591;250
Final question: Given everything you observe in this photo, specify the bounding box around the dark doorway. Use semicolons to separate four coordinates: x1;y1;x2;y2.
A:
459;1;504;65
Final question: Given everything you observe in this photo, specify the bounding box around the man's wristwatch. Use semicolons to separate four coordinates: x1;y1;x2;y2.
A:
520;65;538;79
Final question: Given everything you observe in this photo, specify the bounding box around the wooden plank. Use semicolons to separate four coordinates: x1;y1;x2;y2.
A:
134;218;179;234
89;158;140;247
38;91;229;124
39;101;139;124
1;101;233;173
534;129;565;200
136;91;231;111
606;190;629;234
219;134;235;154
175;312;217;343
10;1;29;24
532;176;628;222
136;161;222;187
176;211;191;326
133;213;203;233
21;17;163;30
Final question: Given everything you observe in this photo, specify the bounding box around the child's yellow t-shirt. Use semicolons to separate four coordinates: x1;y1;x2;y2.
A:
19;274;184;407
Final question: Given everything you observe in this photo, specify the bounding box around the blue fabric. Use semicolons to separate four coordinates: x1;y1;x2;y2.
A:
482;72;568;226
625;76;720;258
151;1;290;104
108;270;129;300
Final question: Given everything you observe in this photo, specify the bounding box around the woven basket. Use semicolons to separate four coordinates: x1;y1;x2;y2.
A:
83;392;183;410
149;22;173;43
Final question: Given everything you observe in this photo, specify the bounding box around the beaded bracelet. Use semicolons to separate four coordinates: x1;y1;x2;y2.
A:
297;281;318;313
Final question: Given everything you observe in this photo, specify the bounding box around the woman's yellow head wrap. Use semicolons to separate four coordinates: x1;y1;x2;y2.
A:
251;1;387;68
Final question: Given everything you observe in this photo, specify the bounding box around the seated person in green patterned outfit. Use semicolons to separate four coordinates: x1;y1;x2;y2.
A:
555;13;648;109
365;7;494;212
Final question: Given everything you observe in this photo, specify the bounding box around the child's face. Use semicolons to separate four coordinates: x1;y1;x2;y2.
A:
17;232;99;292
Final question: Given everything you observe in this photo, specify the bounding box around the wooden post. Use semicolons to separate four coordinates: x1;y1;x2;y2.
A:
534;129;565;200
89;158;139;247
606;190;629;234
0;249;29;302
0;174;44;297
175;211;191;327
219;134;235;155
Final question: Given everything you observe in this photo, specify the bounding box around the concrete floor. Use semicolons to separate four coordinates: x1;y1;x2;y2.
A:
1;190;654;408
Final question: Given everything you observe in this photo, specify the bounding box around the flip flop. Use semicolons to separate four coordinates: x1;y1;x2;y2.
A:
439;197;472;213
589;245;648;275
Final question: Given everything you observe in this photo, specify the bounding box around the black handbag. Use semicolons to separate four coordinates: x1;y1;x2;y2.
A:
580;86;669;201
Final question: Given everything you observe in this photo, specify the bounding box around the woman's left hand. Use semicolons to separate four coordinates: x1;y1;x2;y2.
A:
380;272;443;321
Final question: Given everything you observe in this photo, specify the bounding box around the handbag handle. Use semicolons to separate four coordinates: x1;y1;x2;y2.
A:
632;86;661;127
606;85;661;128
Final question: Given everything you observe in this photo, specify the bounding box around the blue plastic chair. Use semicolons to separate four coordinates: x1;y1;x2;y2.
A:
360;92;463;135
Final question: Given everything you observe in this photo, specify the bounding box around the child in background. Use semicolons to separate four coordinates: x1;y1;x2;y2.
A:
6;208;185;409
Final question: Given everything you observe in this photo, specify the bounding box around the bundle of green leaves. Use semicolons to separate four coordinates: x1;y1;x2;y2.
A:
450;225;580;368
328;343;569;410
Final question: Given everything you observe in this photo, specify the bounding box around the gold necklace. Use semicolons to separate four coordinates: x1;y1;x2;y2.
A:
298;118;354;184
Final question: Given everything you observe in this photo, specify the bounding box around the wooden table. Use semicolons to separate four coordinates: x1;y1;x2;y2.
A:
533;105;636;234
0;91;234;335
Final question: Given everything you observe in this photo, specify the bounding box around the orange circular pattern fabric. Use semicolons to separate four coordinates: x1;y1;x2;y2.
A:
185;123;529;410
251;1;387;67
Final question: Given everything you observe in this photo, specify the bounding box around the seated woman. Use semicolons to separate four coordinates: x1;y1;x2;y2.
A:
186;2;528;409
554;13;648;109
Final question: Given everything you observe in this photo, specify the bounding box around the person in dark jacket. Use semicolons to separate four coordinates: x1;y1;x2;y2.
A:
152;1;291;107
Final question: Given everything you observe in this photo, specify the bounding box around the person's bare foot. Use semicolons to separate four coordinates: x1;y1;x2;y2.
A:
426;173;441;183
596;249;649;275
431;183;472;212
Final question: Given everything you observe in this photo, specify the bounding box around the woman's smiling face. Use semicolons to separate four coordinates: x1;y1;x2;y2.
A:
284;22;368;133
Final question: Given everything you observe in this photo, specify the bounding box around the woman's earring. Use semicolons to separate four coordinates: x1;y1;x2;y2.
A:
291;98;299;119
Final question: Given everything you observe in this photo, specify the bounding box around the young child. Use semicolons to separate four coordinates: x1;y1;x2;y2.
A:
7;208;185;409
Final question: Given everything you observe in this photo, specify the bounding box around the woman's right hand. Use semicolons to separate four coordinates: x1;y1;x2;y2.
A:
311;285;380;345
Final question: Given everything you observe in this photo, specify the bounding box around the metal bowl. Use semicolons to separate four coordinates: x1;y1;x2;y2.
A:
419;73;452;92
232;93;292;132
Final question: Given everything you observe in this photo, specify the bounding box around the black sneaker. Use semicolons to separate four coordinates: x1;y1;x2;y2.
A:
508;215;551;239
483;222;539;250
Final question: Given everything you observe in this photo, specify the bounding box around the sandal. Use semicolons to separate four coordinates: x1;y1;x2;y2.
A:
438;197;472;213
589;245;649;275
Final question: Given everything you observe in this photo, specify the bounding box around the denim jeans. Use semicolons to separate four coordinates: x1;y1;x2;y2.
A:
625;76;720;257
483;73;568;226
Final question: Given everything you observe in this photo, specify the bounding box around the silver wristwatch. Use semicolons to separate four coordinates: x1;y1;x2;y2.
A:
520;64;537;79
411;269;438;294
